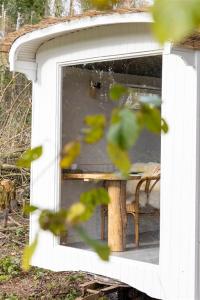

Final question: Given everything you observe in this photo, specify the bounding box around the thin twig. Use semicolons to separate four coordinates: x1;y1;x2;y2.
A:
8;215;21;226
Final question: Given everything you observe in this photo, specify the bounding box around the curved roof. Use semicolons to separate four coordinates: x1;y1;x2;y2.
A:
2;8;149;54
3;7;200;81
3;8;151;77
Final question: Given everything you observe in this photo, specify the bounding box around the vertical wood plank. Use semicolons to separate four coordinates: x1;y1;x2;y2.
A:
107;181;127;252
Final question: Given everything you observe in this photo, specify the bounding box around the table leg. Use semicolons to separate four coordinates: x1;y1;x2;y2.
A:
107;180;127;252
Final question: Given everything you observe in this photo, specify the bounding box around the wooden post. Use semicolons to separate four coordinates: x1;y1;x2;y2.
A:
107;180;127;252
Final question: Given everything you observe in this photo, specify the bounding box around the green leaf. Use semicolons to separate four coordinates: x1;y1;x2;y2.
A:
39;209;68;236
16;146;43;168
23;204;39;215
83;114;106;144
80;188;110;206
67;202;86;224
84;0;118;10
80;188;110;222
60;141;81;169
107;143;131;176
76;226;110;261
161;117;169;133
22;235;38;271
138;104;168;134
107;108;139;150
151;0;200;43
109;84;128;101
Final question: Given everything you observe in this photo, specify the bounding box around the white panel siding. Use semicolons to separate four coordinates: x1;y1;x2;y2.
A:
160;49;200;300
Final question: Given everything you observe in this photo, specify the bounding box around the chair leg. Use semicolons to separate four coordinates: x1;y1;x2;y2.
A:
101;206;105;240
134;212;139;247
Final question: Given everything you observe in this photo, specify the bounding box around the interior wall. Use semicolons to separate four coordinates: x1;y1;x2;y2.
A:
61;66;161;243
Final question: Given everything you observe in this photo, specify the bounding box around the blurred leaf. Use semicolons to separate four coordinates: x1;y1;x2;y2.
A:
76;226;110;261
109;84;128;101
67;202;86;224
16;146;43;168
83;114;106;143
23;204;39;215
60;141;81;169
139;95;161;107
138;104;168;134
22;235;38;271
80;188;110;222
107;108;139;150
161;117;169;133
80;188;110;207
84;0;119;10
107;143;131;175
152;0;200;43
39;209;68;236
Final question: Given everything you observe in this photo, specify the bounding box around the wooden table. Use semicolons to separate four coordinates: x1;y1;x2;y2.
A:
62;172;142;252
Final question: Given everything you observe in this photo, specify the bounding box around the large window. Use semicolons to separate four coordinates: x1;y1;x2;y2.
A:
60;56;161;264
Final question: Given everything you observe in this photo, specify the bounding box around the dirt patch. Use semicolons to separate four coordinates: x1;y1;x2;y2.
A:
0;269;88;299
0;211;90;300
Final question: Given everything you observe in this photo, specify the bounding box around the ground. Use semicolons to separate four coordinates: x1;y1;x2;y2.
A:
0;209;155;300
0;212;90;300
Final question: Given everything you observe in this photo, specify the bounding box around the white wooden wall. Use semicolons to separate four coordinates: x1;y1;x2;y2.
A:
12;21;200;299
161;48;200;300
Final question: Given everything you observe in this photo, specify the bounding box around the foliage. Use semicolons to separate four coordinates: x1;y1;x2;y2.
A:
22;235;38;272
32;267;47;280
0;0;46;26
0;256;21;279
68;273;85;282
87;0;200;45
0;295;19;300
109;83;128;101
17;146;43;168
64;288;80;300
79;188;110;221
107;108;139;151
0;274;10;282
23;187;110;270
76;226;110;261
0;71;32;157
39;209;68;235
138;104;168;134
152;0;200;43
83;114;106;143
82;0;119;11
60;141;81;168
107;142;131;175
23;204;38;215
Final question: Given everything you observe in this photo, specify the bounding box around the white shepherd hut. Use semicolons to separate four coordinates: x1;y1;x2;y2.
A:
3;8;200;299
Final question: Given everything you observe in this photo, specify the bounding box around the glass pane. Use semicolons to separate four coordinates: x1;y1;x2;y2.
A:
60;56;161;264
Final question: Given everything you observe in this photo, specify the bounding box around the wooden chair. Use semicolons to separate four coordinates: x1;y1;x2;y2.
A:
101;173;160;248
126;174;160;247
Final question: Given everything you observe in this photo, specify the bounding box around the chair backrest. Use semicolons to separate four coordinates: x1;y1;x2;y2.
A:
126;162;160;195
126;162;161;208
